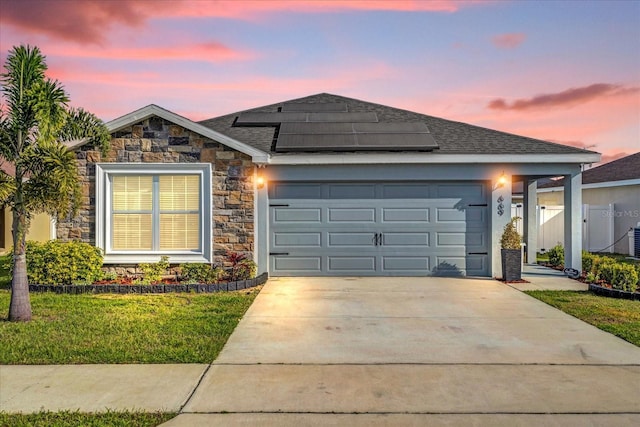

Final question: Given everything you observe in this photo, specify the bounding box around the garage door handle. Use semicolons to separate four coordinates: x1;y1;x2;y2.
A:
468;252;488;255
269;252;289;256
372;233;383;246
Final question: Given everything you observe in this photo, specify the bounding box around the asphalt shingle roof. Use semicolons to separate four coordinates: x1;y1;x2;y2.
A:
539;152;640;188
199;93;599;156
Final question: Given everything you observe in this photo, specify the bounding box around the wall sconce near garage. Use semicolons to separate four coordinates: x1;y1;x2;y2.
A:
493;171;507;190
256;175;265;189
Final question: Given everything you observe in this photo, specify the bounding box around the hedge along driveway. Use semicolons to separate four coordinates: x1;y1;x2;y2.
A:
0;289;259;364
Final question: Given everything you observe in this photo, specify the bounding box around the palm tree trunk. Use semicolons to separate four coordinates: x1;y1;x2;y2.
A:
9;207;31;321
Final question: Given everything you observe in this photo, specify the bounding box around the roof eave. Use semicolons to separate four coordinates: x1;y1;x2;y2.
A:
267;152;601;165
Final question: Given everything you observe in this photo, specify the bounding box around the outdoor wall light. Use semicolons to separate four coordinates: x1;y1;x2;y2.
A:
256;175;265;189
494;172;507;190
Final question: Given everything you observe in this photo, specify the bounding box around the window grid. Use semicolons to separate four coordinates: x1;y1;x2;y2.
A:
111;174;202;252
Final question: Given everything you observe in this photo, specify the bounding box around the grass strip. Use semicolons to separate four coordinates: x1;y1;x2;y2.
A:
0;410;175;427
525;290;640;346
0;289;258;364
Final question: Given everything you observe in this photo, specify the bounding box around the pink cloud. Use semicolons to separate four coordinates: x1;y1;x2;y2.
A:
492;33;526;49
43;42;254;62
0;0;487;44
599;152;632;164
487;83;639;111
0;0;152;45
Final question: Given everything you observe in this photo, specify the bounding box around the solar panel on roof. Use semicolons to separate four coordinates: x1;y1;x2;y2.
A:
281;102;348;112
275;133;439;152
308;112;378;123
235;112;306;125
235;111;378;125
353;122;429;133
280;122;354;134
275;120;439;152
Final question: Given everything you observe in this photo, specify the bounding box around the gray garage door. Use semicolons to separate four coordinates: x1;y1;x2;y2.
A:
269;181;488;276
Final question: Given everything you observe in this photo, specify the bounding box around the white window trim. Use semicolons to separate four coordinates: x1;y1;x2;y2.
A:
96;163;212;264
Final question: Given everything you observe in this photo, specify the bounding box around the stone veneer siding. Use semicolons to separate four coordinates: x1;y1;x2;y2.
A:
57;116;255;268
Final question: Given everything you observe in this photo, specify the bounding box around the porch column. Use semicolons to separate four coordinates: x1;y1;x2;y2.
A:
523;179;538;263
254;168;269;275
563;170;582;272
491;173;512;277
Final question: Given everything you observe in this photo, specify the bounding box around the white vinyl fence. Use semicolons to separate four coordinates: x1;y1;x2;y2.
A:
511;204;614;253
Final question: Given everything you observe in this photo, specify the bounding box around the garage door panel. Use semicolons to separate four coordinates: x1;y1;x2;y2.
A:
272;183;322;199
328;208;375;222
382;208;429;222
273;256;321;273
436;232;485;247
382;232;429;247
328;257;376;272
435;232;466;247
274;208;321;223
273;232;322;248
382;256;430;271
328;184;376;199
436;183;486;198
328;232;376;247
381;184;431;199
436;207;486;224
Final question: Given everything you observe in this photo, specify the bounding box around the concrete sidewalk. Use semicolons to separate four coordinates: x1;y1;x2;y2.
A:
0;364;207;413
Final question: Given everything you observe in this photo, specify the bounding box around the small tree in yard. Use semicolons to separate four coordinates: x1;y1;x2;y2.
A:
0;45;109;321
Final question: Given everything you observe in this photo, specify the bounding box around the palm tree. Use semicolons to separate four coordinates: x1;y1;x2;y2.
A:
0;45;109;321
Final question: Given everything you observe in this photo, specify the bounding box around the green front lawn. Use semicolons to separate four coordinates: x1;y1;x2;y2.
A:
0;289;259;364
525;290;640;346
0;410;175;427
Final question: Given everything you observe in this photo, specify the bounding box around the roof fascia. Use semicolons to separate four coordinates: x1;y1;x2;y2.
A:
538;178;640;192
267;152;601;165
107;105;269;163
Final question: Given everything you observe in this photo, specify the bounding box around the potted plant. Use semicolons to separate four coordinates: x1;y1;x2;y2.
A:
500;217;522;282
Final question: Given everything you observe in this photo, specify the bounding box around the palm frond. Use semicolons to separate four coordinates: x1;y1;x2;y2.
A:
1;45;48;135
32;78;69;144
22;141;81;218
0;170;16;207
60;107;110;153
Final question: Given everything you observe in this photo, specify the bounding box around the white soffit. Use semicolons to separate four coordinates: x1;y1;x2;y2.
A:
267;152;601;165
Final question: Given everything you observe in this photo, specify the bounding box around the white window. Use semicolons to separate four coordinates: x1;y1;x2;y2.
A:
96;163;212;263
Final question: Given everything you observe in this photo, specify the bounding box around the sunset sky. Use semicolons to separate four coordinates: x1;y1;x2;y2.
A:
1;0;638;163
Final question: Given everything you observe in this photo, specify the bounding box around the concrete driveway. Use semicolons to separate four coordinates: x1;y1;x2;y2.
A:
165;277;640;426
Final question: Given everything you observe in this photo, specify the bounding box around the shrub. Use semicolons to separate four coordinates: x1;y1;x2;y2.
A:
582;251;597;274
137;256;170;285
611;264;638;293
226;252;257;281
500;217;521;249
180;263;225;284
547;245;564;267
585;271;599;283
21;240;104;285
597;262;617;285
233;258;257;281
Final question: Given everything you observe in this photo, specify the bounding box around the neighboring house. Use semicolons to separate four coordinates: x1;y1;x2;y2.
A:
57;93;599;276
538;152;640;254
0;162;55;254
